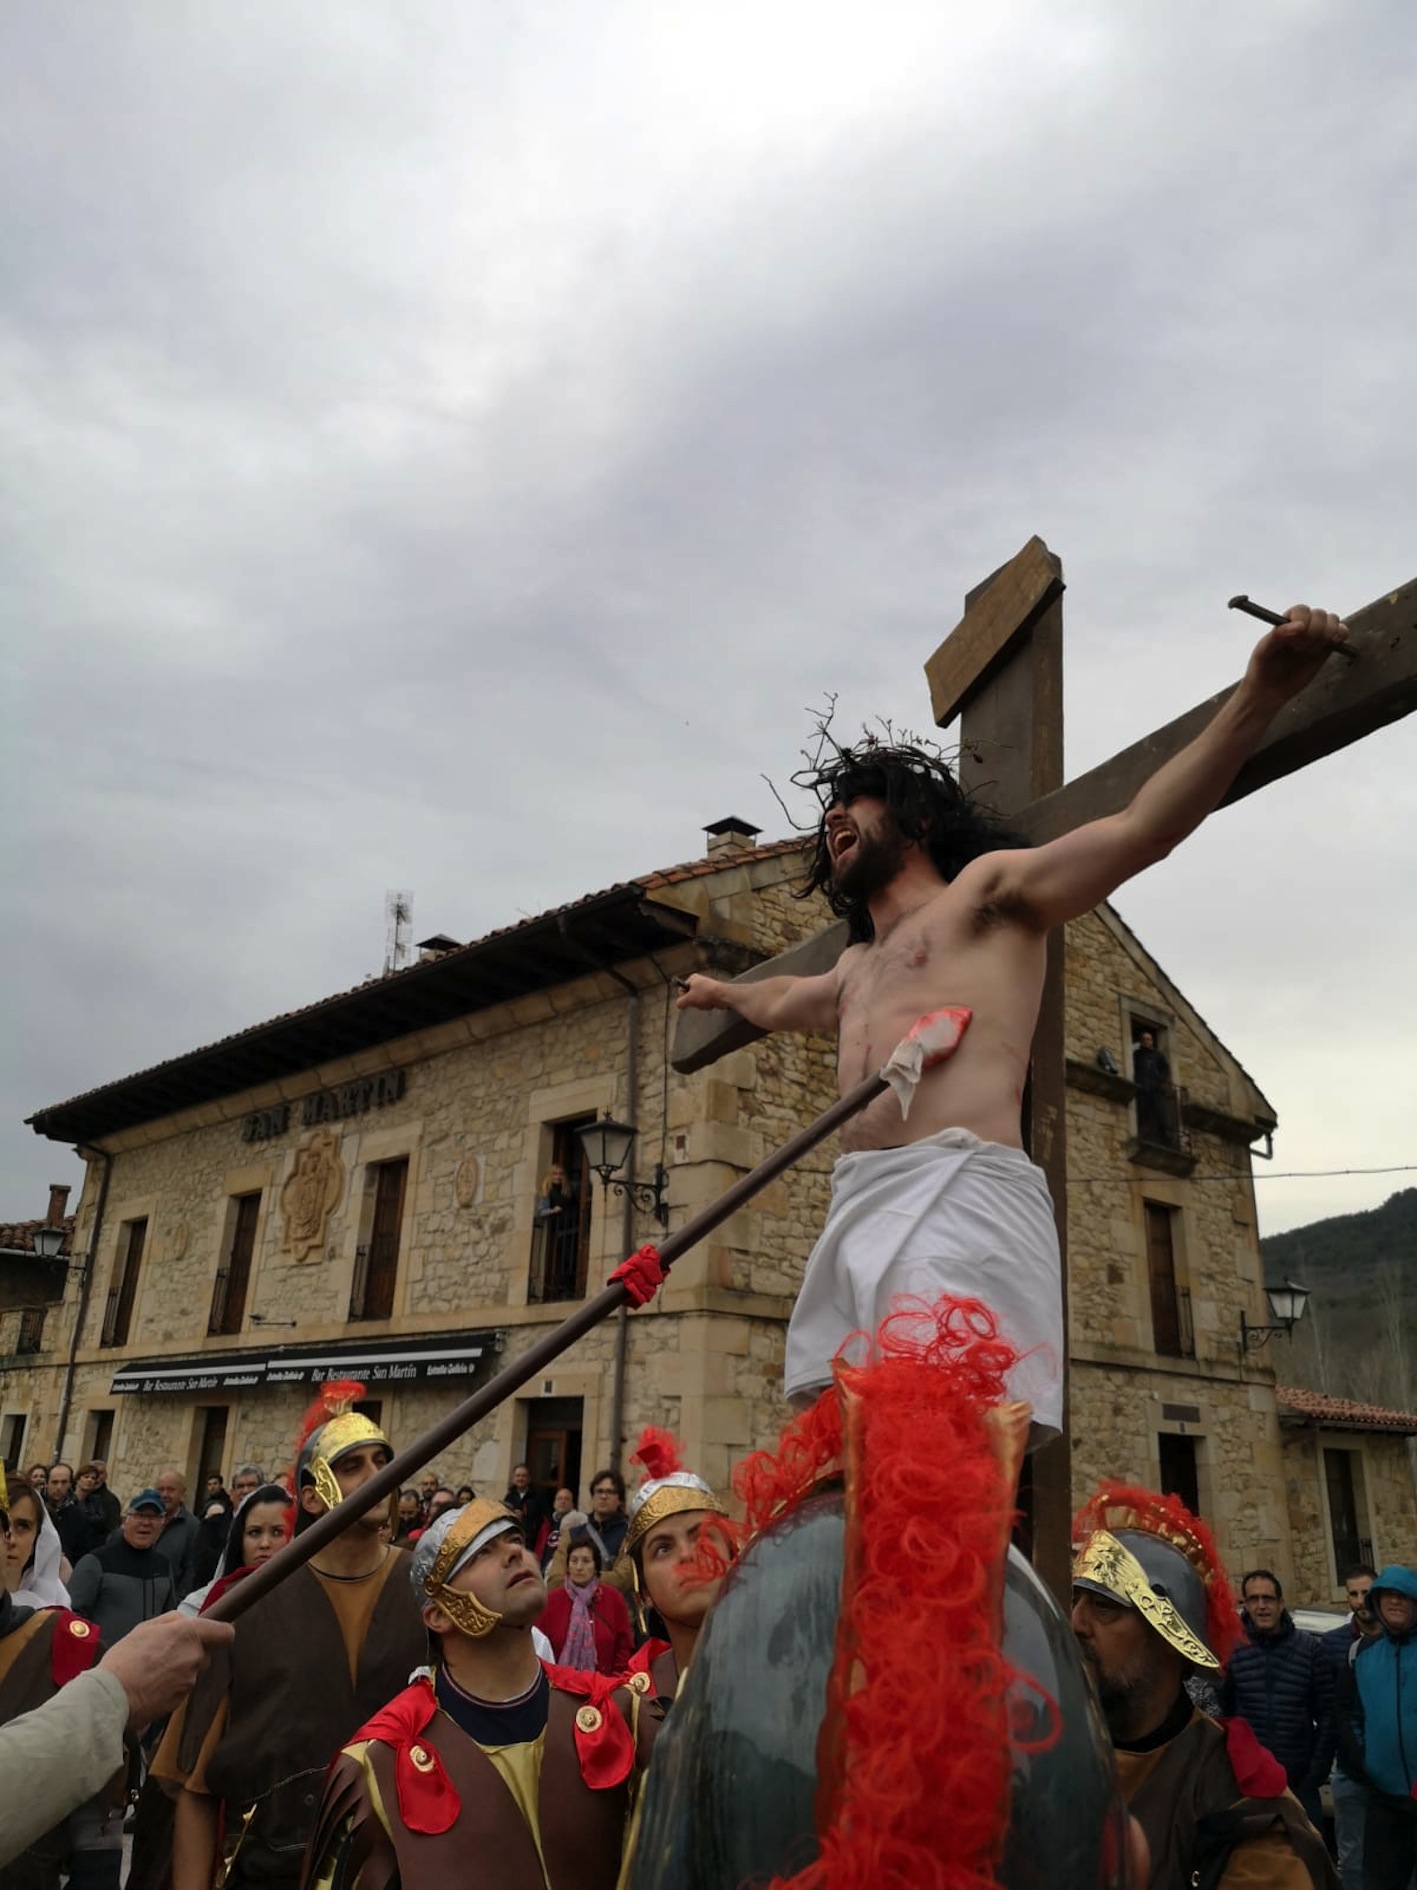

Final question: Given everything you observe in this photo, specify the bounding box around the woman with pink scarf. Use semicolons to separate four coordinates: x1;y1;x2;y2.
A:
536;1531;633;1675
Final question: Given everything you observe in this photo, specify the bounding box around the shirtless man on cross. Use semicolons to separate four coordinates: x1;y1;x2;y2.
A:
678;607;1347;1434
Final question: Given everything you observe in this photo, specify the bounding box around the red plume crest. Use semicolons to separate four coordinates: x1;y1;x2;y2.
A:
630;1427;683;1484
1072;1480;1244;1668
292;1378;368;1461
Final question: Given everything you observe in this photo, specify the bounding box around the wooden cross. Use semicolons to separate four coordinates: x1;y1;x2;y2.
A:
673;541;1417;1596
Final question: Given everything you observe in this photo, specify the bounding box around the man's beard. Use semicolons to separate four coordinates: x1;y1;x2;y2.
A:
1079;1640;1163;1741
832;823;909;904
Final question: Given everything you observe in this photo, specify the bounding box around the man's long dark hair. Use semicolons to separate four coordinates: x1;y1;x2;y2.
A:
795;738;1026;943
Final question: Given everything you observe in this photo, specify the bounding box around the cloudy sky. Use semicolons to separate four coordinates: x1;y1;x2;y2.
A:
4;1;1413;1241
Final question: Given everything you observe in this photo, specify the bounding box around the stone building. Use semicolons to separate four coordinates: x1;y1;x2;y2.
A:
1277;1387;1417;1598
3;823;1408;1600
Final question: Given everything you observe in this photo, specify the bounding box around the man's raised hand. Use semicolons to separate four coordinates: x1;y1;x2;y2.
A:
675;974;730;1012
1244;605;1348;706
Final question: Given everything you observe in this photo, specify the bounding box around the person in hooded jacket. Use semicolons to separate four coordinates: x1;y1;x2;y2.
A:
1335;1562;1417;1890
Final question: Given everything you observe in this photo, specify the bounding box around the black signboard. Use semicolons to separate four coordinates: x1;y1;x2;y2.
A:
109;1328;499;1397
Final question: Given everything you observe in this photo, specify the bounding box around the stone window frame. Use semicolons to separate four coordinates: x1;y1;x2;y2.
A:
514;1078;621;1312
343;1123;424;1327
1313;1431;1379;1588
209;1162;279;1341
1130;1177;1196;1358
1153;1416;1213;1520
1120;995;1180;1144
92;1194;159;1352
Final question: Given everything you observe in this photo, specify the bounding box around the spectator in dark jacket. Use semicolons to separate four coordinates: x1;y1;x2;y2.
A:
67;1490;177;1647
151;1468;200;1596
47;1461;103;1564
1336;1563;1417;1890
88;1461;122;1537
1218;1568;1332;1832
502;1463;549;1557
1318;1565;1378;1890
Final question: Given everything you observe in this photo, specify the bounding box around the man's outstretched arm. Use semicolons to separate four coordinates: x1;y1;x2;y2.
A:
968;606;1348;929
676;967;840;1035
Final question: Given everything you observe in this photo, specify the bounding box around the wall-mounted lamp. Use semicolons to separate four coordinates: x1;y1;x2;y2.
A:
576;1112;670;1229
1240;1278;1310;1352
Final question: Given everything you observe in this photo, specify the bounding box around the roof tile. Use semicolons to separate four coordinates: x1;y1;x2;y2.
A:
1277;1385;1417;1434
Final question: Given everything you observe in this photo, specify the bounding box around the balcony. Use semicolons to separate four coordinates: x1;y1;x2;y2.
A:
1129;1084;1197;1177
527;1217;589;1305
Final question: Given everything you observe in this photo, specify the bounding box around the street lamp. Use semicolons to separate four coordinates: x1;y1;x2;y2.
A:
576;1112;670;1229
1240;1278;1311;1352
31;1224;67;1262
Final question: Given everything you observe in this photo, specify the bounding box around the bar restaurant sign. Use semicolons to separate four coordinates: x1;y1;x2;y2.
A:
110;1331;497;1397
243;1069;406;1143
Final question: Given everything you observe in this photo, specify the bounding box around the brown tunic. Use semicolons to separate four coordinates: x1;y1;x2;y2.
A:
302;1678;643;1890
0;1607;112;1890
1118;1708;1334;1890
155;1551;426;1884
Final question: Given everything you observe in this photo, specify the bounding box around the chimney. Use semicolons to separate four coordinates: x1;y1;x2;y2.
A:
703;816;761;860
46;1183;70;1226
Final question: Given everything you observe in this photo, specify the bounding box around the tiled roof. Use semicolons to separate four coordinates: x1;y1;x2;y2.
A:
0;1217;76;1255
1277;1386;1417;1435
28;837;807;1148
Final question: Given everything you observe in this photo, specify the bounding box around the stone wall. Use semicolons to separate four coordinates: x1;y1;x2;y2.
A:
1283;1425;1417;1605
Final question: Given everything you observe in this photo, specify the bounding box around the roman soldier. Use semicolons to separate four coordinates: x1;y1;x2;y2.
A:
1072;1483;1337;1889
300;1499;652;1888
154;1382;426;1890
0;1464;110;1890
620;1429;732;1712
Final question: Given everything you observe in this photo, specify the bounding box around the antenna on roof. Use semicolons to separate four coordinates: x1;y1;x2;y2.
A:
384;891;415;975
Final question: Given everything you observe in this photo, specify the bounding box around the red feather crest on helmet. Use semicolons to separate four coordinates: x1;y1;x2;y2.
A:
292;1379;368;1460
1072;1481;1244;1668
630;1427;684;1484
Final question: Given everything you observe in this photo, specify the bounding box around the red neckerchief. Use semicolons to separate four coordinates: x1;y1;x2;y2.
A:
344;1661;636;1836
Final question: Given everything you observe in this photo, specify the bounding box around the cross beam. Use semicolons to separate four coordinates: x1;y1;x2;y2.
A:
673;570;1417;1073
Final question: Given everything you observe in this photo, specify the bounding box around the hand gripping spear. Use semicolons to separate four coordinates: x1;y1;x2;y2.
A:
205;1008;971;1623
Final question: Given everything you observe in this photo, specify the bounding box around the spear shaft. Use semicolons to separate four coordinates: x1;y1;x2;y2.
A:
207;1063;893;1622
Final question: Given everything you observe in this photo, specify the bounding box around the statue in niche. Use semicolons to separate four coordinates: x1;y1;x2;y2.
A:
280;1128;345;1260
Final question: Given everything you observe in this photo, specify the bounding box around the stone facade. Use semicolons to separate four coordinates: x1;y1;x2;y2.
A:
6;841;1406;1605
1281;1416;1417;1603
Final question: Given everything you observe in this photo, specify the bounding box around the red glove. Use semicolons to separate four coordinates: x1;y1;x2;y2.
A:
609;1245;665;1307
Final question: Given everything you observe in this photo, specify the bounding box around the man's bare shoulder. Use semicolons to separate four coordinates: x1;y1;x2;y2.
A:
943;849;1040;929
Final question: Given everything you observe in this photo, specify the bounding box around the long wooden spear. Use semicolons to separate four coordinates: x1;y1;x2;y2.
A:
207;1009;969;1623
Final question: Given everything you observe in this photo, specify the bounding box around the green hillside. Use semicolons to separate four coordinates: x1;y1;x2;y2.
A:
1261;1189;1417;1406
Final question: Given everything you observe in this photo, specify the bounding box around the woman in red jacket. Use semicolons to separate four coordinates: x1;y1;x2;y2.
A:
537;1532;633;1675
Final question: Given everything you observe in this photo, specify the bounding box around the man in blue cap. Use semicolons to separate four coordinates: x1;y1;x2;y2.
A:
1335;1563;1417;1890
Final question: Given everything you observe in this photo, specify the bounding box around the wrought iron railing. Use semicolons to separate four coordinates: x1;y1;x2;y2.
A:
16;1308;47;1355
1135;1082;1192;1154
527;1218;589;1304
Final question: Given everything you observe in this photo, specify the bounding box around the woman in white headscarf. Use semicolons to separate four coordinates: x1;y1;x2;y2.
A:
2;1481;71;1609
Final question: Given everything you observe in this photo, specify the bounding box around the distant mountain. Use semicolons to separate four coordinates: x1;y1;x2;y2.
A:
1261;1188;1417;1301
1261;1190;1417;1405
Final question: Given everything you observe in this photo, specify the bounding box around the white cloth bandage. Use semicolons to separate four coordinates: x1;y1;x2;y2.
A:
878;1007;972;1118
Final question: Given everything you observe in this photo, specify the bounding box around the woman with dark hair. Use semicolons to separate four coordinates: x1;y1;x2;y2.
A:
176;1484;295;1619
536;1532;633;1676
3;1481;71;1608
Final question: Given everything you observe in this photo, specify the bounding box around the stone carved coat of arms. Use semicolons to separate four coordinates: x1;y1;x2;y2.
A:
280;1128;345;1260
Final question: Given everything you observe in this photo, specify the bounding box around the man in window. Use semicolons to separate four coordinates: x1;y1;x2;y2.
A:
1132;1028;1176;1145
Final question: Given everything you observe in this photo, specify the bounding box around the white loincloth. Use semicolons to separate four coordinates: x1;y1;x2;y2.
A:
783;1127;1063;1443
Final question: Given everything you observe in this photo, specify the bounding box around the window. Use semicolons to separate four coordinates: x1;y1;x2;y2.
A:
1144;1203;1193;1359
528;1118;595;1304
350;1159;408;1321
1;1413;26;1469
16;1307;47;1354
83;1410;115;1465
101;1219;147;1348
196;1406;229;1495
1131;1017;1182;1148
209;1193;261;1335
1324;1448;1375;1579
1158;1433;1200;1514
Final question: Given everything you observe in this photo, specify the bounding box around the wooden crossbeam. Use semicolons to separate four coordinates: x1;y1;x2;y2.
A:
673;572;1416;1073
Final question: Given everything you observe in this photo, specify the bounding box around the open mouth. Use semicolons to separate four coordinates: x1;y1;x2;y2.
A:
830;829;857;863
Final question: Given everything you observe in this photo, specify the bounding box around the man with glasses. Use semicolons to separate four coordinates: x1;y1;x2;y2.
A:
1220;1570;1332;1833
549;1471;633;1596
